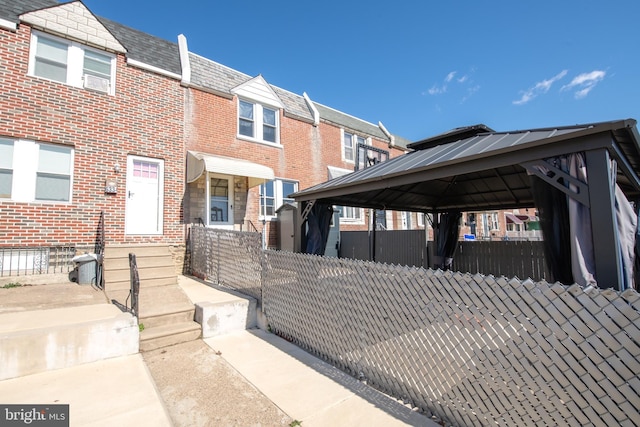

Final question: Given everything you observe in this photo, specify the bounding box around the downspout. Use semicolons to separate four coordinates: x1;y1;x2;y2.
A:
262;179;267;249
303;92;320;126
177;34;191;86
378;121;395;148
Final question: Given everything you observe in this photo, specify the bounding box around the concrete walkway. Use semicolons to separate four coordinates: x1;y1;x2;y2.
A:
205;329;437;427
0;276;440;426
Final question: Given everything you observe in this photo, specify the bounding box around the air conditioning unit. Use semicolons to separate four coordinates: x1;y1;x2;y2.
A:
83;74;110;93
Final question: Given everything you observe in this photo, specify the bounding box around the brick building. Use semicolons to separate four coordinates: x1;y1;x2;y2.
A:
1;0;412;267
0;1;184;254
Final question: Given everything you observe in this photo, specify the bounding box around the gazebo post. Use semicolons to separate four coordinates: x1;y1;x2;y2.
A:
585;148;623;290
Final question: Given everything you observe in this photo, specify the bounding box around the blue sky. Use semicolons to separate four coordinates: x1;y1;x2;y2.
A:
83;0;640;142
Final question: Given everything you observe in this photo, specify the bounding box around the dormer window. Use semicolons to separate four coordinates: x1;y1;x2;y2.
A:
28;31;116;95
238;99;279;144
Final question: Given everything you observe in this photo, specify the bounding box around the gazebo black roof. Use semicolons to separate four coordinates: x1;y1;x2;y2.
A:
292;119;640;213
292;119;640;290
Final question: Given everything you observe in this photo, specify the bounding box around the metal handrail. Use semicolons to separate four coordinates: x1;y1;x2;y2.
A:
125;253;140;319
94;211;105;289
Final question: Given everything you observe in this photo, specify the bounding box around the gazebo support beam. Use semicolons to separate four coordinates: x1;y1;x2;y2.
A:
586;149;623;290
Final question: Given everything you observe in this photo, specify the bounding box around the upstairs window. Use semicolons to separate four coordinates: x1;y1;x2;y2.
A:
342;130;368;163
29;31;116;95
339;205;363;223
238;100;280;144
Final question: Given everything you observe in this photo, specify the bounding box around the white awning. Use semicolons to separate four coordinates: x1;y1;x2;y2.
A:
327;165;352;180
186;151;274;187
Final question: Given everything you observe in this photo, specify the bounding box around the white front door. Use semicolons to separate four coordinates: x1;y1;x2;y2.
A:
208;173;233;228
125;155;163;235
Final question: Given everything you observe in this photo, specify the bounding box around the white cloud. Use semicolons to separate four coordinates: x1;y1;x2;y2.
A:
445;71;456;83
426;70;475;97
513;70;568;105
561;70;606;99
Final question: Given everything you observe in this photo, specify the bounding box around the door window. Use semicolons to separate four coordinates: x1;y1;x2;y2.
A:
210;178;229;223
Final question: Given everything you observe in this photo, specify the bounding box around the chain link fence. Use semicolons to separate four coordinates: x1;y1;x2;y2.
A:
190;227;640;427
190;226;262;301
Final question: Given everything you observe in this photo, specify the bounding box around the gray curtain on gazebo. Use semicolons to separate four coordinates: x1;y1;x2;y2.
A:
304;202;334;256
432;211;462;270
533;152;638;289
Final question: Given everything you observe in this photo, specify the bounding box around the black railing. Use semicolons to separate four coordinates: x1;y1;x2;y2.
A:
126;253;140;319
0;246;75;277
94;211;105;289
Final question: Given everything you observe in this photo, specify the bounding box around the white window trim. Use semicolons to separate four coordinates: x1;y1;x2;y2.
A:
0;138;74;204
237;99;282;147
28;30;117;95
259;178;298;220
340;205;364;224
341;129;370;164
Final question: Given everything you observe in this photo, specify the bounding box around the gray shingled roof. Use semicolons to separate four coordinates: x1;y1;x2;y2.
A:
313;103;390;143
97;17;181;76
189;52;314;122
3;0;181;76
0;0;57;23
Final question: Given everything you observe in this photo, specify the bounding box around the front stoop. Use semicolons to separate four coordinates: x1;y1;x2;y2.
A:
103;245;201;351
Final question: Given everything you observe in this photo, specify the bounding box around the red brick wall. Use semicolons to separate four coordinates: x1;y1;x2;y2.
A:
185;87;405;236
0;25;184;247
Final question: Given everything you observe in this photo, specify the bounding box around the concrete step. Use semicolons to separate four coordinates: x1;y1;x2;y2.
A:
103;255;174;271
108;284;195;320
140;307;195;329
140;322;201;352
106;265;177;284
106;276;177;292
104;245;172;259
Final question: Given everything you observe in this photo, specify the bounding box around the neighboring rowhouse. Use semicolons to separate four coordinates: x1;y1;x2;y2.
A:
0;0;185;272
173;37;410;248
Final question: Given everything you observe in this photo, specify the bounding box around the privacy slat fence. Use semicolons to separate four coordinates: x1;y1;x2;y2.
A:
340;230;550;281
190;227;640;427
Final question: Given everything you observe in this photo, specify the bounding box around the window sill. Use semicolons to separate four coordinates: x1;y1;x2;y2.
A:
236;135;283;149
28;74;114;96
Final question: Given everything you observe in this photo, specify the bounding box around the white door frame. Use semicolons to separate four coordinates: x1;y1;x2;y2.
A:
125;155;164;235
206;172;234;229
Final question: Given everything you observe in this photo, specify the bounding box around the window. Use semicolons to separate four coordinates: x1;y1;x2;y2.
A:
29;31;115;94
210;177;230;223
0;138;73;203
238;100;280;144
491;212;499;230
0;139;13;198
259;179;297;217
342;130;368;163
343;132;354;162
339;205;363;223
36;145;72;201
